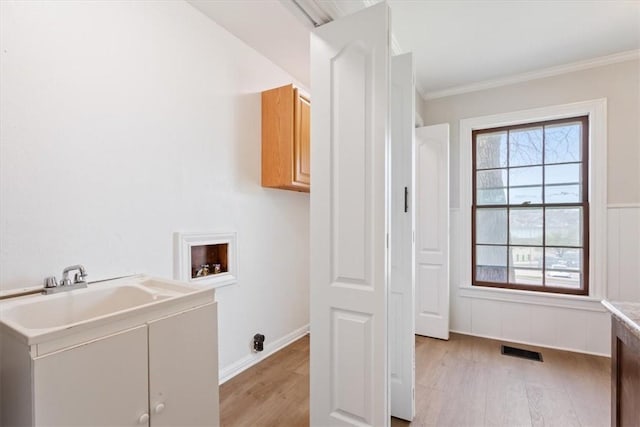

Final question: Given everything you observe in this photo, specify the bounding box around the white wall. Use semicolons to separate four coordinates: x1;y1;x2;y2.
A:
423;59;640;356
0;1;309;377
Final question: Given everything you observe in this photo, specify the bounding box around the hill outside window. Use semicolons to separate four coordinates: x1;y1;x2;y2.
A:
472;116;589;295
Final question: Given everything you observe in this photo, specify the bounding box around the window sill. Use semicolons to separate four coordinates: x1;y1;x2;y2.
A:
458;284;606;312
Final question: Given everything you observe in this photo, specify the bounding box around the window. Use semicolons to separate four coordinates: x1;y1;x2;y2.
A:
472;116;589;295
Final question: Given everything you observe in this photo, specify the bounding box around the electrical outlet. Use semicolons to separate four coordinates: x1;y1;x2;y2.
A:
253;333;265;352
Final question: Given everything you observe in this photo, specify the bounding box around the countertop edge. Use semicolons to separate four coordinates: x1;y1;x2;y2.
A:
602;299;640;340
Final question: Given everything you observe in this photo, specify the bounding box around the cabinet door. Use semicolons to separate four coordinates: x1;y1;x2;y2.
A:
148;303;219;426
294;94;311;187
33;326;149;426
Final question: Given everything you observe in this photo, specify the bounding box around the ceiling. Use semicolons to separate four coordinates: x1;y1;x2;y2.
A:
188;0;640;99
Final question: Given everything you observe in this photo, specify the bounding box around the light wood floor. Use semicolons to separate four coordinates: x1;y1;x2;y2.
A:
220;333;610;426
219;336;309;427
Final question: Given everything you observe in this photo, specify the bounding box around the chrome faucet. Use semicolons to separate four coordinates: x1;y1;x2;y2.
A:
43;264;88;295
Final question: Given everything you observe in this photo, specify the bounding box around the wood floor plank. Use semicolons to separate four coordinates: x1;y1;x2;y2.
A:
526;383;582;427
483;365;532;427
219;333;609;426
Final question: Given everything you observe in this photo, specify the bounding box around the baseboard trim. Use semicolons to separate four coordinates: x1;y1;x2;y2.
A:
449;329;610;358
218;324;310;384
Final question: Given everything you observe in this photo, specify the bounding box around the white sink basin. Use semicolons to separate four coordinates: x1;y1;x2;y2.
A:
0;275;214;346
3;285;169;330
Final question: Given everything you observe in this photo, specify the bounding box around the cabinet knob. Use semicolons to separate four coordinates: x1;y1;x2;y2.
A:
138;413;149;424
154;403;165;414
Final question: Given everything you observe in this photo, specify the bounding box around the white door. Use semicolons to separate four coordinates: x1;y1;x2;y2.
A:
414;124;450;340
148;303;219;426
33;326;149;426
310;3;390;426
389;52;415;422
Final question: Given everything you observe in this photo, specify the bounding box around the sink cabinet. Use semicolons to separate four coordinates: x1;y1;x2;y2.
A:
1;302;219;426
611;313;640;426
261;84;310;192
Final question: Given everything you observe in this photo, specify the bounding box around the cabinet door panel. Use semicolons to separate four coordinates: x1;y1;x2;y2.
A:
295;95;311;186
148;303;219;426
33;326;149;426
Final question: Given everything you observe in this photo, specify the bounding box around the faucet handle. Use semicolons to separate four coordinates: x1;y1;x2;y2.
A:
74;272;88;284
44;276;58;288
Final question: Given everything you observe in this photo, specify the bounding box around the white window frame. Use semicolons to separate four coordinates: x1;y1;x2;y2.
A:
459;99;607;307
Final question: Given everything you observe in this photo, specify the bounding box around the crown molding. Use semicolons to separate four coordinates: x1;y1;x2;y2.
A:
423;49;640;101
278;0;319;28
290;0;406;56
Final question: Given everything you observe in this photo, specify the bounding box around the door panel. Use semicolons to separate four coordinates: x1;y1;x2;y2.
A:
34;326;149;426
331;44;369;285
148;303;219;427
389;52;415;422
415;124;450;340
310;3;390;426
332;309;373;420
295;93;311;186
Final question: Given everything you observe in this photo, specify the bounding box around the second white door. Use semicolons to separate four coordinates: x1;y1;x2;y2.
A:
414;124;450;340
389;52;415;422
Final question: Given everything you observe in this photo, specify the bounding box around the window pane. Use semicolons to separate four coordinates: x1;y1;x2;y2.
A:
509;247;543;285
478;189;508;205
509;186;542;205
545;184;581;203
510;166;542;186
545;163;581;203
510;246;543;269
545;122;581;164
545;247;582;289
476;208;507;244
477;169;507;205
476;245;507;283
509;208;543;245
545;271;582;289
546;208;582;246
509;127;542;166
509;166;542;205
545;248;582;271
545;163;581;185
476;131;507;169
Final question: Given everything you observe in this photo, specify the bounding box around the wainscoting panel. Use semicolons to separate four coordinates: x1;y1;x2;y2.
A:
450;204;639;356
607;205;640;302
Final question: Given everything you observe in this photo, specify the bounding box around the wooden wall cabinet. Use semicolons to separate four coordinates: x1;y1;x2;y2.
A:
261;84;310;192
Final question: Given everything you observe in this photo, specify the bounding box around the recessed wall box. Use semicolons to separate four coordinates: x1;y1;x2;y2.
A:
174;232;238;288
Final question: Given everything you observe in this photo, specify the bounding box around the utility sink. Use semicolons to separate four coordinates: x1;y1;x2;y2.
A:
3;285;170;330
0;275;215;346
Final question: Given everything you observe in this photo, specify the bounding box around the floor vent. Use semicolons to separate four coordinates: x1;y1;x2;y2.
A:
501;345;543;362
